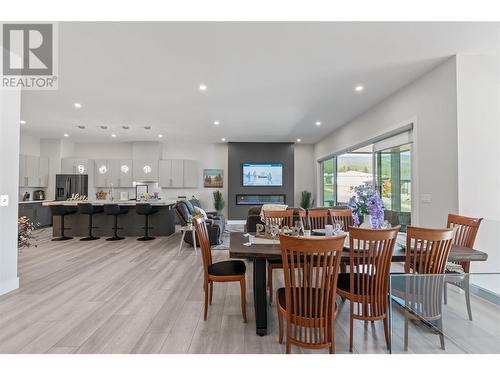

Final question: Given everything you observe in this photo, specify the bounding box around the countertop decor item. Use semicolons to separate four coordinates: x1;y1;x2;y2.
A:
348;185;385;229
299;190;313;210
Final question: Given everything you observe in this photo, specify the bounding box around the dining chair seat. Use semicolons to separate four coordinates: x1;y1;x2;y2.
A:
336;273;376;295
208;260;246;276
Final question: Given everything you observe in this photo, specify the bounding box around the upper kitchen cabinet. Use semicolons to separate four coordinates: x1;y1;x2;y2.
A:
117;159;133;187
158;159;198;188
61;158;90;175
19;155;49;187
183;160;198;188
133;159;158;181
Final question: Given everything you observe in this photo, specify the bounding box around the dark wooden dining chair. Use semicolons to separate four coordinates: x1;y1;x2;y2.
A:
192;215;247;322
277;234;345;353
396;226;454;351
329;208;354;232
336;226;400;352
444;213;482;320
264;209;295;304
308;209;330;230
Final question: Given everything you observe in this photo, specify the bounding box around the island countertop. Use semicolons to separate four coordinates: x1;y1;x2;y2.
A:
43;199;177;207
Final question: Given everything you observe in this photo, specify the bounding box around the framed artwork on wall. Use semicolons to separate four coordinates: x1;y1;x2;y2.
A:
203;169;223;188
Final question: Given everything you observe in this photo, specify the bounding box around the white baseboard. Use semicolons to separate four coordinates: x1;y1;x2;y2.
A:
0;277;19;296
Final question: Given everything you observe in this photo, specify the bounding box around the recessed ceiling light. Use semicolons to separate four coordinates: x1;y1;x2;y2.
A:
199;84;207;91
100;125;108;130
122;125;129;130
74;102;82;108
63;133;69;137
158;134;163;138
144;126;151;130
77;125;86;129
315;121;322;126
355;85;364;92
213;120;220;126
296;138;302;143
221;138;226;142
111;134;117;138
20;120;26;125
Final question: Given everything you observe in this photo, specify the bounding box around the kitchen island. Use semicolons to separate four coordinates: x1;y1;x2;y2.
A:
43;200;177;238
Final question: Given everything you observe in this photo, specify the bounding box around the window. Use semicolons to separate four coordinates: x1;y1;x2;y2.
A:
375;143;411;229
319;128;412;230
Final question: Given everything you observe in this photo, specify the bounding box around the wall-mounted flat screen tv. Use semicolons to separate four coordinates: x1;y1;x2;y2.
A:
242;163;283;186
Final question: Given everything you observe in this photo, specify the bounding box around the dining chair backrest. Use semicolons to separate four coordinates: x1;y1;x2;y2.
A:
447;214;482;272
405;226;454;274
192;215;213;281
308;209;330;230
279;233;345;347
348;226;400;319
263;209;294;228
329;208;355;232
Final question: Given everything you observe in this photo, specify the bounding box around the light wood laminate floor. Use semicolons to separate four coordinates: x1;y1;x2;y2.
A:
0;228;498;354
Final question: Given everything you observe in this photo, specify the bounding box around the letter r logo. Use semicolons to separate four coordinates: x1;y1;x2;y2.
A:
2;24;53;76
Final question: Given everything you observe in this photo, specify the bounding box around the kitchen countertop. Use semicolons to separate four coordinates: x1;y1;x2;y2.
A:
19;200;54;205
42;199;177;206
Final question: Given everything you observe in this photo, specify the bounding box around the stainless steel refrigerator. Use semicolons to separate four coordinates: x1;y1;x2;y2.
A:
55;174;88;200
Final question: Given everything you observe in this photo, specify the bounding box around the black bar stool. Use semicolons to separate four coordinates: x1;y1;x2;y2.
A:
78;203;104;241
50;205;77;241
104;204;128;241
136;203;159;241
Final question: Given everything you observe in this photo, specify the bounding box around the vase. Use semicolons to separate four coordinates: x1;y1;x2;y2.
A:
360;214;372;229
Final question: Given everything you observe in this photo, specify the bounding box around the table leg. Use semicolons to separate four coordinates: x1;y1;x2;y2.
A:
192;230;198;256
178;230;186;255
253;258;268;336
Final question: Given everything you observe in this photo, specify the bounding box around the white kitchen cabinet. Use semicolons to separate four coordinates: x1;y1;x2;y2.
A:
133;159;158;181
117;159;133;187
19;155;49;187
158;159;173;187
171;160;184;187
183;160;198;187
61;158;89;175
38;157;49;187
94;159;109;187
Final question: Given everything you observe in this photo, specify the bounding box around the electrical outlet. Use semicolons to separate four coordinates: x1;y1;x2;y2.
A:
0;195;8;207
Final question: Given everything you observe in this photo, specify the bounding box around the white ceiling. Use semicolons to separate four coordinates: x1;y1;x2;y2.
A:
20;22;499;144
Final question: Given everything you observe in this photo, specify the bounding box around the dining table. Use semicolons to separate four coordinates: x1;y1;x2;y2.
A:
228;231;489;336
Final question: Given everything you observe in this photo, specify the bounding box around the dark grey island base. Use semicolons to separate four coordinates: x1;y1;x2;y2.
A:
46;201;177;238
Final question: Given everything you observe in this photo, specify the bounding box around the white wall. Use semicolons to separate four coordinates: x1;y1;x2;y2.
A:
314;57;459;227
19;132;41;156
456;54;500;292
0;88;21;295
294;144;316;207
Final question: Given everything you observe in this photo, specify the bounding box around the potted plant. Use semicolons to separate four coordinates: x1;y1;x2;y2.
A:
18;216;37;249
213;190;225;215
348;185;385;229
300;190;313;210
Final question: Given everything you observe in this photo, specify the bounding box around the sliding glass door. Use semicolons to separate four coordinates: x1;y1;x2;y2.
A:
375;143;411;230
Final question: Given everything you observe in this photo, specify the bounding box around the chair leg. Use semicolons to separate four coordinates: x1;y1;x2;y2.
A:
383;316;390;351
268;264;273;304
464;280;473;321
203;281;209;321
240;277;247;323
443;282;448;304
437;318;445;350
330;322;336;354
277;301;283;344
209;282;213;305
404;312;409;351
349;302;354;353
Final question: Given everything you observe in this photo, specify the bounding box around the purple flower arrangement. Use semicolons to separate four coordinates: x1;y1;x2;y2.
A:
348;185;385;229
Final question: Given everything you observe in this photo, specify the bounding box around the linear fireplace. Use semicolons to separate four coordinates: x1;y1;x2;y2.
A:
236;194;286;205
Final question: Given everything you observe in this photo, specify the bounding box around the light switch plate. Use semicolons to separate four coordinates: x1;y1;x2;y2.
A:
0;195;8;207
421;194;432;203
